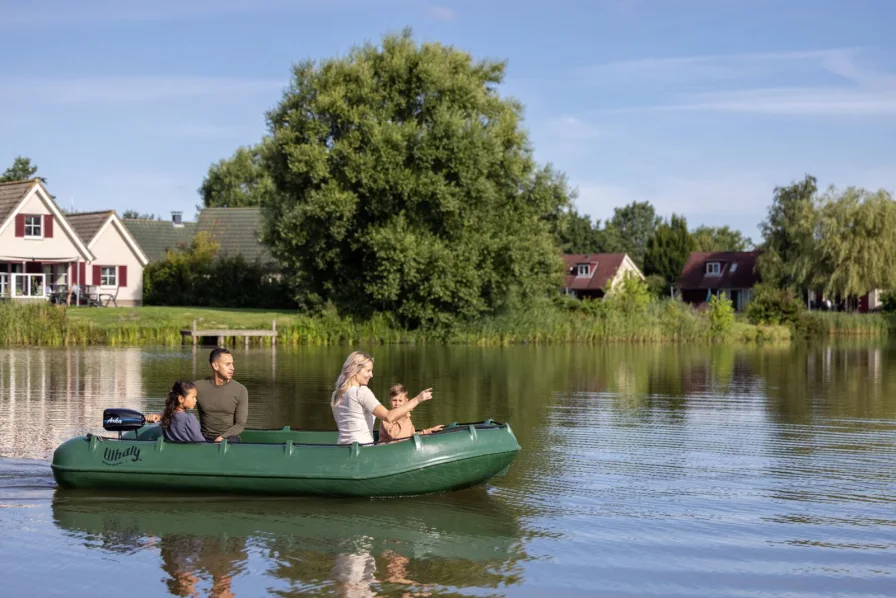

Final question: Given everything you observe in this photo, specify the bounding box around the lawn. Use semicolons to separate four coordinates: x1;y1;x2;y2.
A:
66;306;301;330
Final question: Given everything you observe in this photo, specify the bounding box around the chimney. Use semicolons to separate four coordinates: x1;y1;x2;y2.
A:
171;211;183;227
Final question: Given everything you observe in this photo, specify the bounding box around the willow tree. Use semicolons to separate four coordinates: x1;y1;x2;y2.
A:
262;30;571;326
818;187;896;301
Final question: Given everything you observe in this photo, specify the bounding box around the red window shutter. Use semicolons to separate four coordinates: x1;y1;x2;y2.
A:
118;265;127;287
78;262;86;285
93;265;101;285
44;214;54;238
15;214;25;237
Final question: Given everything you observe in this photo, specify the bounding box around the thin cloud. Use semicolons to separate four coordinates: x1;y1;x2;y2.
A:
427;5;456;21
544;116;600;141
0;76;285;104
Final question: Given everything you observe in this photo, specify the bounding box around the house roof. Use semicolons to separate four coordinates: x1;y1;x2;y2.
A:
677;251;762;290
122;218;196;262
65;211;113;244
0;180;38;227
563;253;629;292
196;207;272;265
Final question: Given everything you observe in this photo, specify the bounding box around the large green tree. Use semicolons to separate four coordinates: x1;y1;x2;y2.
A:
199;144;275;208
262;30;571;326
757;175;821;290
817;187;896;301
691;225;752;252
1;156;43;183
643;214;695;292
554;208;603;253
600;201;660;266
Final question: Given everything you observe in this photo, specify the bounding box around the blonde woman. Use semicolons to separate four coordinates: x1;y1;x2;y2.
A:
331;351;433;445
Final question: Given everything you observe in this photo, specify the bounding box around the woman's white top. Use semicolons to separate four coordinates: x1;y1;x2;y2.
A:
332;385;382;445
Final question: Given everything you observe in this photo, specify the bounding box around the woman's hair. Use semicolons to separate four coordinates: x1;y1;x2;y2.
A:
160;380;197;429
389;383;406;398
330;351;374;407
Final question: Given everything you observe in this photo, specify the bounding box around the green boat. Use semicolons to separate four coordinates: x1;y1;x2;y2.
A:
51;408;521;497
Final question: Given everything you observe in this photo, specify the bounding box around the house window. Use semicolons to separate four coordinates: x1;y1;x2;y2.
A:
576;264;591;276
24;215;42;238
705;262;721;276
100;266;117;286
730;263;738;273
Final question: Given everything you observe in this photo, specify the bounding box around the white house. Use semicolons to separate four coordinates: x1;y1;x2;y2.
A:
0;179;148;305
66;211;149;306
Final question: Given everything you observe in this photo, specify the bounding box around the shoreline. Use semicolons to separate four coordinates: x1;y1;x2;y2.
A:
2;302;890;347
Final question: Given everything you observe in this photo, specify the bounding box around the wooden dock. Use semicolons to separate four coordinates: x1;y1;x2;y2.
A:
180;319;278;347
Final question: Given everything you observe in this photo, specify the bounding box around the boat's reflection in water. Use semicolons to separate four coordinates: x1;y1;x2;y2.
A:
52;487;527;596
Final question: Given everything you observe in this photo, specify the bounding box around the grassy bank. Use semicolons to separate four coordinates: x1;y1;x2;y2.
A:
0;301;797;347
797;311;893;337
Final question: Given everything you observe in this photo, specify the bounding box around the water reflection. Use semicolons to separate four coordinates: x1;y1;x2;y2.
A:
52;488;526;596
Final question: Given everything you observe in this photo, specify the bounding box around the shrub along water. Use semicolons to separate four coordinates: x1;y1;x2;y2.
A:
1;276;795;347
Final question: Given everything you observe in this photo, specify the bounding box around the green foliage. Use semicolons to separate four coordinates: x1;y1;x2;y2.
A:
881;291;896;314
745;283;805;325
1;156;43;183
643;214;694;293
644;274;668;298
143;232;294;309
554;208;603;253
262;29;571;327
708;294;735;338
757;174;821;290
600;201;661;266
122;210;162;220
604;272;652;315
816;187;896;300
199;144;276;208
691;225;752;252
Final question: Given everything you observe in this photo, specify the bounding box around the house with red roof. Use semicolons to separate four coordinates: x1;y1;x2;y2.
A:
676;250;762;312
562;253;645;299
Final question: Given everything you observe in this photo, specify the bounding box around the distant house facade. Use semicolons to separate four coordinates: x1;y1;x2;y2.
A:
66;211;149;306
562;253;645;299
123;208;274;267
677;251;761;312
0;180;148;305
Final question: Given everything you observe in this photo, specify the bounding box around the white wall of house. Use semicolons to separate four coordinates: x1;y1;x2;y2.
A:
0;192;85;261
88;217;146;306
608;255;646;289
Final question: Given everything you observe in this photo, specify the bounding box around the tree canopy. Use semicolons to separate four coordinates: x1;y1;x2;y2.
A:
1;156;43;183
643;214;695;292
199;144;275;208
262;30;572;326
601;201;661;266
691;225;752;252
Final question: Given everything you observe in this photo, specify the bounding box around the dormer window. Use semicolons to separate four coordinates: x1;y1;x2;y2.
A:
576;263;591;277
730;262;738;273
24;215;42;238
705;261;721;276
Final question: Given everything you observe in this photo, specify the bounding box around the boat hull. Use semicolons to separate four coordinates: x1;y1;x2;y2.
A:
51;420;520;497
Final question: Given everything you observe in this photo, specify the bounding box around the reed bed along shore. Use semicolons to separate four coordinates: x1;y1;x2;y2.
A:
0;301;829;347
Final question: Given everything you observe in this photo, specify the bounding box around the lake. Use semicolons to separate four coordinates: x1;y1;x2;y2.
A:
1;343;895;597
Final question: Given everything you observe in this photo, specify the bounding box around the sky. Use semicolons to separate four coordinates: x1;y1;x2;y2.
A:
1;0;894;241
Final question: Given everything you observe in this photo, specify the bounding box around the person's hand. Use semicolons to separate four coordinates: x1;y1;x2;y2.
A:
414;388;433;403
427;425;444;434
214;436;223;443
145;414;160;423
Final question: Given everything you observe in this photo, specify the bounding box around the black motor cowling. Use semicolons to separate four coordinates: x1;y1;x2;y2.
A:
102;408;146;432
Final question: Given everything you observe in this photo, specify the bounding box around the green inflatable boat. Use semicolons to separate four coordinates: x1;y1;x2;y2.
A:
51;409;521;497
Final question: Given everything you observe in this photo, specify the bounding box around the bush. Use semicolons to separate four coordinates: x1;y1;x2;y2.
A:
708;294;735;338
745;283;805;325
881;290;896;314
144;232;295;309
604;272;652;315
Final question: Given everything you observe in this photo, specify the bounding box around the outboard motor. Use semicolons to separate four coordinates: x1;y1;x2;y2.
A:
103;408;146;439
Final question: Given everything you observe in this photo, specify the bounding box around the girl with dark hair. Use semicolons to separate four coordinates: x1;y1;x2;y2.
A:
160;380;205;443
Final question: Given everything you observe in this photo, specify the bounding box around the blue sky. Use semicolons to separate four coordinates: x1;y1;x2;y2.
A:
1;0;894;240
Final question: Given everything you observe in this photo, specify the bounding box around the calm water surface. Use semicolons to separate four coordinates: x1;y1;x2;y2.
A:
1;343;895;597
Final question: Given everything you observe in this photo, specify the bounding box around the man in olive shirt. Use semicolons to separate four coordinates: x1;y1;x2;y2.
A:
194;347;249;443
